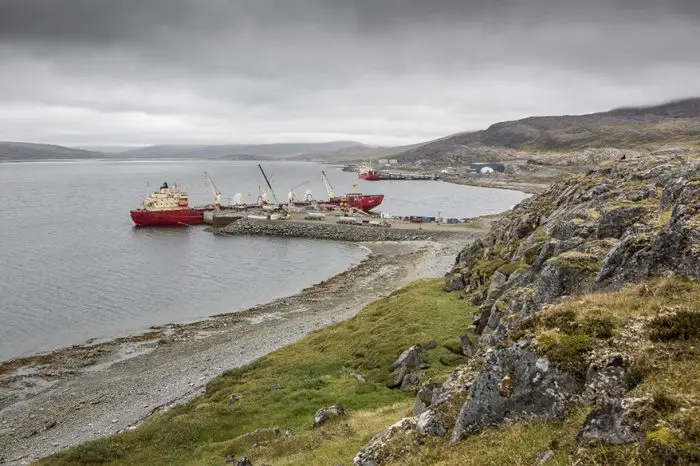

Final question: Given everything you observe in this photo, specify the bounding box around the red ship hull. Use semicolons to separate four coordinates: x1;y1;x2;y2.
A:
130;208;205;226
358;171;381;181
293;194;384;211
340;194;384;210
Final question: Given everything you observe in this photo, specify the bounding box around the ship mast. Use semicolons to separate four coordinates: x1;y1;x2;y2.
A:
257;164;280;205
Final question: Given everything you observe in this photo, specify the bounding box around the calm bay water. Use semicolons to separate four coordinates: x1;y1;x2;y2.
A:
0;160;527;361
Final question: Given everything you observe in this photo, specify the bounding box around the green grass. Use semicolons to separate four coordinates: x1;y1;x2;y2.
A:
41;279;474;466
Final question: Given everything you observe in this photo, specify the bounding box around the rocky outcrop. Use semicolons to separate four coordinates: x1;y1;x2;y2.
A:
356;155;700;464
313;404;346;427
451;343;582;442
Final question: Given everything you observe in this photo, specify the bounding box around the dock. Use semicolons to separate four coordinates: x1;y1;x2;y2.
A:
205;207;482;242
376;172;438;181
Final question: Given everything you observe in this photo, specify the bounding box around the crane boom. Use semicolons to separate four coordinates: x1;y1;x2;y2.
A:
204;171;222;208
257;164;280;205
321;171;335;198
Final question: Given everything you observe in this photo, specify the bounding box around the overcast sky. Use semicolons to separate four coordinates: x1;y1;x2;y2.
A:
1;0;699;147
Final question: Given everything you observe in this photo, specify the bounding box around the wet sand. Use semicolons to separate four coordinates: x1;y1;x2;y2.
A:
0;232;483;465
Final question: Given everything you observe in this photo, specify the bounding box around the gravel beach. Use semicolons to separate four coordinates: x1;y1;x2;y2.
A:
0;232;482;465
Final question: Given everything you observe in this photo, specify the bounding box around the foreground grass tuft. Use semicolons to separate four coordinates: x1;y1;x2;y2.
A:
41;279;473;466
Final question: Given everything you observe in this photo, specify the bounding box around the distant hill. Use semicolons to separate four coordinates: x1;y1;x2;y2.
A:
117;141;368;159
392;98;700;164
0;142;104;161
0;140;383;162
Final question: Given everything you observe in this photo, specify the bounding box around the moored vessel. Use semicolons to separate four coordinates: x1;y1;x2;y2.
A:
256;165;385;212
130;182;205;226
357;162;380;181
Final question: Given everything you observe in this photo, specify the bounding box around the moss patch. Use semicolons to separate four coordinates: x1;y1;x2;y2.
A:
547;251;601;272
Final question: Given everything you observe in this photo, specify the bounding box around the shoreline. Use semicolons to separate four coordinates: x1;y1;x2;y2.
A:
0;233;483;465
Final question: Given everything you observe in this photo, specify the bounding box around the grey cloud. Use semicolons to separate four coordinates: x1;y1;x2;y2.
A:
0;0;699;145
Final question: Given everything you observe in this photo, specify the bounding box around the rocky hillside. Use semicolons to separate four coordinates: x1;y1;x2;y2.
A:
355;155;700;465
393;98;700;166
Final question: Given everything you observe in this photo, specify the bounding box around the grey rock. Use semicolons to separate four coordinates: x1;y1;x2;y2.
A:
313;404;346;427
444;273;465;292
487;271;507;297
416;409;447;437
413;383;436;416
234;458;253;466
597;206;649;239
389;345;425;372
460;332;474;357
388;345;426;388
535;450;556;465
353;417;417;466
400;371;425;391
577;400;639;445
533;260;596;306
451;346;582;443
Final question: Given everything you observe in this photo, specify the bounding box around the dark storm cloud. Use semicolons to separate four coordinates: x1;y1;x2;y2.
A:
0;0;699;145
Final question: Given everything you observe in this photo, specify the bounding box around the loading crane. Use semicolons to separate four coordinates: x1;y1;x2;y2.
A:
287;180;310;204
257;164;281;206
321;170;335;198
204;171;222;209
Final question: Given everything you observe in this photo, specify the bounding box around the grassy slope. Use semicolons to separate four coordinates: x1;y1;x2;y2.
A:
42;279;474;466
384;278;700;466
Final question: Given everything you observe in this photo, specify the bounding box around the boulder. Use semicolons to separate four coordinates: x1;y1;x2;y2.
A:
313;404;346;427
451;345;582;443
388;345;426;388
390;345;425;372
576;400;639;445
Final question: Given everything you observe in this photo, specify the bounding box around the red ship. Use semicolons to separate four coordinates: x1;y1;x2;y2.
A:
130;182;205;226
258;165;385;212
325;192;384;211
315;170;383;211
357;162;380;181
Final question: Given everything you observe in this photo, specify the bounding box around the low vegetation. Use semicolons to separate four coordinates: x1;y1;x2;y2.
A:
513;277;700;464
42;279;474;466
